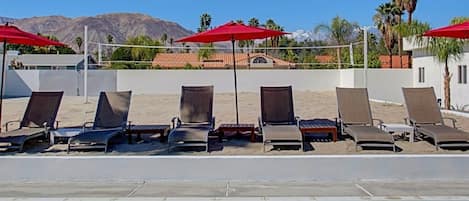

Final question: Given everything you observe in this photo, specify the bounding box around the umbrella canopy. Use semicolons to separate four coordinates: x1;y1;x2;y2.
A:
177;22;288;43
0;24;65;131
176;21;288;124
0;25;65;46
423;21;469;39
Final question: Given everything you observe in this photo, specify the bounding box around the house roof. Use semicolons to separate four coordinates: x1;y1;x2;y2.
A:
10;54;94;66
152;53;293;68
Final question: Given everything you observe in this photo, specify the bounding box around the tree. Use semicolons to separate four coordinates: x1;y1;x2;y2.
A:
314;16;359;68
393;0;405;68
111;35;161;69
106;34;114;59
74;36;83;53
160;33;168;45
403;0;418;24
236;20;246;53
374;2;401;68
426;17;467;109
197;44;215;63
198;13;212;32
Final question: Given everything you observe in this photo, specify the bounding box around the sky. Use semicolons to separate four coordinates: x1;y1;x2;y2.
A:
1;0;468;32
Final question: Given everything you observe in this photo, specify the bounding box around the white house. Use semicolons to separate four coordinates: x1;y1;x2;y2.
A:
404;38;469;110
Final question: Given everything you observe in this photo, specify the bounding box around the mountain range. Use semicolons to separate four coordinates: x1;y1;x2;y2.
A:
1;13;194;51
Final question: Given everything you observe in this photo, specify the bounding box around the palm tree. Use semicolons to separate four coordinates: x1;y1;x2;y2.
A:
198;13;211;32
428;38;463;109
403;0;418;24
247;18;260;68
425;17;468;109
314;16;359;69
74;36;83;53
169;37;174;53
160;33;168;45
374;2;400;68
106;34;114;60
394;0;405;68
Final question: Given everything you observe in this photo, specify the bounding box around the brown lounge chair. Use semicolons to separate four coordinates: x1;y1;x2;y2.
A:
67;91;131;153
168;86;214;152
0;91;63;152
259;86;303;152
402;87;469;150
336;87;395;151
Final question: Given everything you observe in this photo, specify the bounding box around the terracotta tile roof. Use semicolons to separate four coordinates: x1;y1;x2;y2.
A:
152;53;293;69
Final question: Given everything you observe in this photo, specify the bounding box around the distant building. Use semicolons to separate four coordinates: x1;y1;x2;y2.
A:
404;38;468;108
379;55;410;68
6;53;97;70
152;53;294;69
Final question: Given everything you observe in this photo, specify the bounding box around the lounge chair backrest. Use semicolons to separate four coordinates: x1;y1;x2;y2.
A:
21;91;63;129
261;86;295;124
402;87;443;124
180;86;213;124
93;91;132;129
336;87;373;125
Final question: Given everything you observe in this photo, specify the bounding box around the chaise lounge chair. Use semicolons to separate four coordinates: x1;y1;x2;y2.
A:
259;86;303;152
168;86;215;152
67;91;131;153
0;91;63;152
402;87;469;150
336;87;395;151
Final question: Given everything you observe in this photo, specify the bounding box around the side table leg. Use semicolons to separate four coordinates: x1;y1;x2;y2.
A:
218;130;224;143
332;129;338;142
127;132;132;144
250;128;256;142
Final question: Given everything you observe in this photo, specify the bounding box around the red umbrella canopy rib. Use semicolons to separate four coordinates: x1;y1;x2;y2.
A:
176;21;288;43
0;25;65;46
423;21;469;39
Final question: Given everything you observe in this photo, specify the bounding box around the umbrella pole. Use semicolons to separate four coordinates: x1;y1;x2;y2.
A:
231;39;239;125
0;41;7;132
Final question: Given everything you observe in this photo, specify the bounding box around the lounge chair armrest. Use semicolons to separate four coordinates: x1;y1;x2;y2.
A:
295;116;301;127
82;121;94;132
258;117;264;134
442;117;457;128
5;120;21;132
171;117;181;129
372;118;384;130
211;117;216;129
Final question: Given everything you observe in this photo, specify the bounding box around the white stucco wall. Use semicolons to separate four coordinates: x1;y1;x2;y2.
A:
412;51;469;108
4;69;415;105
4;70;39;97
116;70;340;94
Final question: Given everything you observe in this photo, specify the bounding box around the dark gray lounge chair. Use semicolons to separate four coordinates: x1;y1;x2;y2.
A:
336;87;395;151
67;91;131;153
168;86;214;152
402;87;469;150
259;86;303;152
0;91;63;152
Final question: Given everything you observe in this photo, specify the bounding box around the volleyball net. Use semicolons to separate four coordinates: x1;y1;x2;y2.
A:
87;41;366;70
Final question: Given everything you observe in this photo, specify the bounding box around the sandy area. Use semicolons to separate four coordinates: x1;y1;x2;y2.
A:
1;91;469;156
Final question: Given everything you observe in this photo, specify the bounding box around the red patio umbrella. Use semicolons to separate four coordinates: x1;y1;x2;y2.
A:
0;23;65;131
423;21;469;39
176;21;288;124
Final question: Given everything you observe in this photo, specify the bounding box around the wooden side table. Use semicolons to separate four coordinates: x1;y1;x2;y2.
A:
299;119;338;142
127;124;170;144
218;123;256;142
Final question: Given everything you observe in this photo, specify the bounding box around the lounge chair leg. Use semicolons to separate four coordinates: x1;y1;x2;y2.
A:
393;145;396;152
67;144;70;154
263;142;266;153
206;143;209;152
